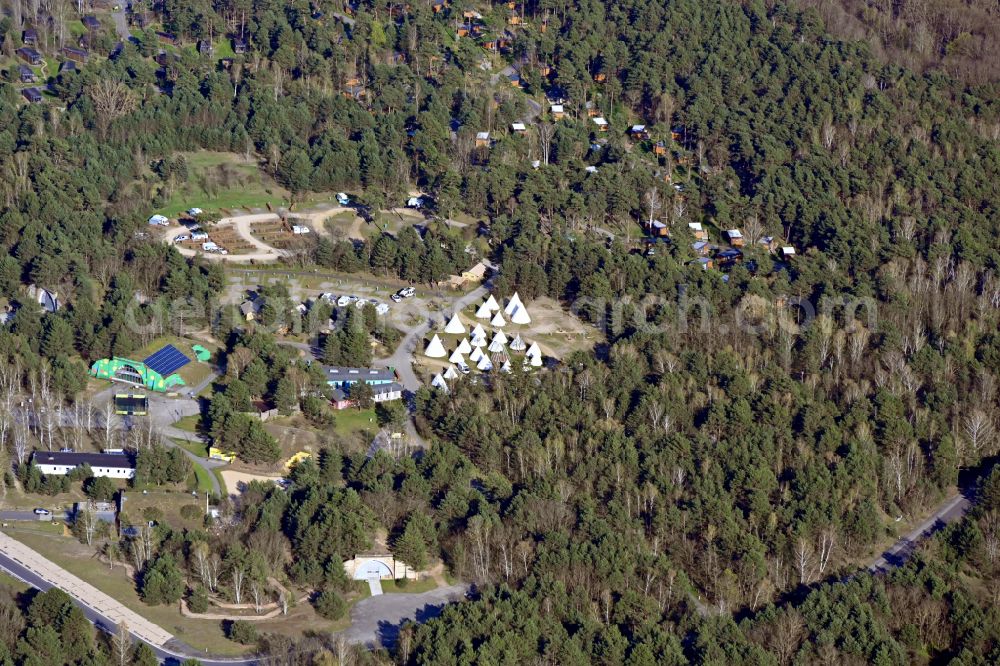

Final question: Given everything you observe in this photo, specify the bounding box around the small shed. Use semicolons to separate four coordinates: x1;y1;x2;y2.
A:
18;65;36;83
22;87;43;104
592;117;609;132
551;104;565;120
475;131;491;147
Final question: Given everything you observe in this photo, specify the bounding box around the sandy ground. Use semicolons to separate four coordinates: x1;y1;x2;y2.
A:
291;205;367;240
161;213;287;262
220;469;283;494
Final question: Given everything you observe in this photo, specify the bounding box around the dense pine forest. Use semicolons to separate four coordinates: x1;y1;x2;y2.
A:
0;0;999;663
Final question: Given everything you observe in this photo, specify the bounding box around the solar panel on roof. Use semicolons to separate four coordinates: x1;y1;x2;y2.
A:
143;344;191;376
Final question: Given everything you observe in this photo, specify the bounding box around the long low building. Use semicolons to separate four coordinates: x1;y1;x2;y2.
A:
323;366;397;389
32;451;136;479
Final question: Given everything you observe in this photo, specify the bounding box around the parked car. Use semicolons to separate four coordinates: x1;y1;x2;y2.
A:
173;234;190;243
337;295;351;307
457;362;471;375
33;508;50;516
398;286;416;298
391;293;402;303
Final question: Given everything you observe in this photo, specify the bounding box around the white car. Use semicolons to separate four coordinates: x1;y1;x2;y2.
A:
337;295;351;307
398;287;416;298
354;299;366;309
391;294;402;303
33;508;50;516
457;362;471;375
173;234;190;243
375;303;389;315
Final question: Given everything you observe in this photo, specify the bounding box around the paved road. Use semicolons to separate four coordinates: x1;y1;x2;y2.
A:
0;532;256;666
0;510;69;522
867;491;972;573
340;584;470;648
111;9;130;41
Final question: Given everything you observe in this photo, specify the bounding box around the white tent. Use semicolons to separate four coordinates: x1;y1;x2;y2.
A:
471;335;487;347
469;346;485;363
500;360;512;374
471;323;486;339
424;334;447;358
477;355;493;371
431;373;449;391
443;365;460;380
484;294;501;311
456;338;473;354
493;330;508;345
504;292;524;316
488;337;506;353
444;313;466;335
510;304;531;325
526;342;542;359
527;353;543;368
509;334;526;352
475;302;493;319
449;348;466;364
491;311;506;327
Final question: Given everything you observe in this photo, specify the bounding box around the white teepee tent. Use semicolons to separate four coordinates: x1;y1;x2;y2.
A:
456;338;473;354
491;311;506;327
424;334;447;358
443;365;460;380
500;360;512;373
444;313;466;334
528;353;543;367
509;334;526;352
471;323;486;339
471;335;487;347
493;330;508;345
475;302;493;319
484;294;501;311
469;346;484;363
510;304;531;325
504;292;524;316
477;355;493;371
488;337;506;353
431;373;449;391
449;348;465;364
525;341;542;359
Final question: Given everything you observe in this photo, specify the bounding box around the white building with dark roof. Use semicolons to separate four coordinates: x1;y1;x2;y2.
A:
33;451;135;479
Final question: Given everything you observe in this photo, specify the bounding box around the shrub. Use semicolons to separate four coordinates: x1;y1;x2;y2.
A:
187;586;209;614
226;620;258;645
180;504;202;520
142;507;163;523
313;588;347;620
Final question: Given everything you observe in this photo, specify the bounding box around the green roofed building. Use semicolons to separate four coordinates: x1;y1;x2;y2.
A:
89;357;186;392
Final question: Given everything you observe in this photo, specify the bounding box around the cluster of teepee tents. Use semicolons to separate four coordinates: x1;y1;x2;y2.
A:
425;292;542;391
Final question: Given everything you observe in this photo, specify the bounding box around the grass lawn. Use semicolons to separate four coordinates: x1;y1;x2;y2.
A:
171;438;208;459
190;461;215;494
381;577;439;594
156;151;292;218
0;569;32;594
212;468;228;496
172;415;202;434
334;408;379;436
120;490;204;531
4;527;248;655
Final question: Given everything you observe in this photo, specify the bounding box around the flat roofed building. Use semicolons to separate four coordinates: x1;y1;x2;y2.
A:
323;366;397;388
33;451;135;479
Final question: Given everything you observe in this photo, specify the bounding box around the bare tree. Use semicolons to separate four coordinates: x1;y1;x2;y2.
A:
794;537;815;585
87;80;137;135
77;508;99;546
817;528;836;576
231;565;246;604
963;410;995;461
537;123;554;166
112;621;132;666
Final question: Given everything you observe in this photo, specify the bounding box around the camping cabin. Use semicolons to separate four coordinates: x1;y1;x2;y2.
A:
81;15;101;31
592;117;609;132
758;236;778;252
18;65;36;83
16;47;43;65
629;125;650;140
22;88;43;104
781;246;796;259
22;29;38;46
233;37;248;53
62;46;89;64
551;104;565;120
649;220;669;238
475;131;491;148
726;229;744;247
688;222;707;240
717;249;742;266
506;69;522;87
692;241;711;257
59;60;77;73
511;122;527;134
653;141;667;156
